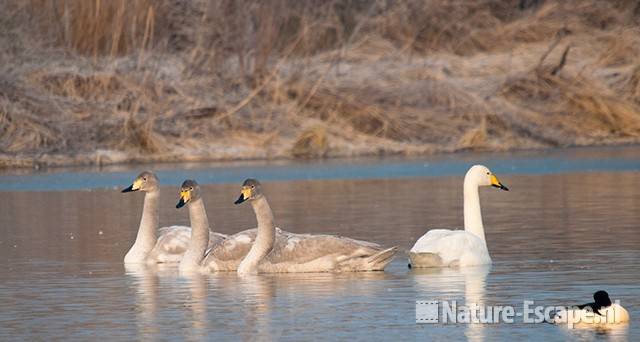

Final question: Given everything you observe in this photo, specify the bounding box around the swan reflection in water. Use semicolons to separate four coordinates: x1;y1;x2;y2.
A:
236;275;275;341
412;265;490;342
126;264;210;341
233;272;391;340
181;272;209;341
124;264;160;340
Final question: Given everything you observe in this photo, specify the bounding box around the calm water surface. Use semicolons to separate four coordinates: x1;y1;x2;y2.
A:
0;148;639;341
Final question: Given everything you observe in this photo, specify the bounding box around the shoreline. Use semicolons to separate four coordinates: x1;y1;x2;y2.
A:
2;142;639;172
2;144;640;192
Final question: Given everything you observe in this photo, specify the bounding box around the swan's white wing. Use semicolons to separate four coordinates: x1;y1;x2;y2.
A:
411;229;457;253
410;229;489;267
148;226;227;263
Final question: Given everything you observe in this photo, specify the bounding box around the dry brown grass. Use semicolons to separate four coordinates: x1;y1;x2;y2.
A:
291;125;329;158
27;0;160;57
2;0;640;167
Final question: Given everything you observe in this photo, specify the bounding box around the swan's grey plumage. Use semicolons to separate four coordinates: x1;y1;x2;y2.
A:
408;165;508;268
235;179;398;274
122;171;225;264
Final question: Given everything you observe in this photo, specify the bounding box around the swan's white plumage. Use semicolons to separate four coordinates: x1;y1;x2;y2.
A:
410;229;491;267
409;165;507;268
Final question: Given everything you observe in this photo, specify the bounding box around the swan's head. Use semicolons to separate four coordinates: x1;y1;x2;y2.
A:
466;165;508;191
176;179;201;208
234;178;262;204
122;171;159;193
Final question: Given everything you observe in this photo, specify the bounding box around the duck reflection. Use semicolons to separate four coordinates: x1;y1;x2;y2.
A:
412;266;490;342
559;322;629;341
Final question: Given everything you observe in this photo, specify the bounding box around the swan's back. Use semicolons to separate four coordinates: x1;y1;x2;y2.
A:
202;228;289;271
205;228;257;263
259;232;398;273
268;233;378;263
146;226;227;263
409;229;490;267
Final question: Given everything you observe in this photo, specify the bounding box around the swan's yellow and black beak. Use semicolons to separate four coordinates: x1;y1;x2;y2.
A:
234;186;252;205
176;189;191;208
122;179;143;193
490;175;509;191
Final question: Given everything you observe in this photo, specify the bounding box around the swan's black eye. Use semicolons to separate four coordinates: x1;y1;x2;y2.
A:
486;172;490;175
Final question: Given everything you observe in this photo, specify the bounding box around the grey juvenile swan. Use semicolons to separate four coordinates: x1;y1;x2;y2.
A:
234;179;398;274
175;179;287;273
121;171;226;264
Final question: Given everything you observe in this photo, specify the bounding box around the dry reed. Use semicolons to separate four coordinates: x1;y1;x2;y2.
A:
2;0;640;167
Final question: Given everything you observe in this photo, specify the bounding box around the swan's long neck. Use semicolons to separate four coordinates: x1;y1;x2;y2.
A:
125;190;159;263
463;177;486;243
238;196;276;274
180;198;210;271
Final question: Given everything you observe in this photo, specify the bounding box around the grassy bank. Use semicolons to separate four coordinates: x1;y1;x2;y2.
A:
2;0;640;168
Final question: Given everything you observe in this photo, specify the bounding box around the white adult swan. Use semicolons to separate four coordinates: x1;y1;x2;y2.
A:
234;178;398;274
121;171;226;264
175;179;286;273
408;165;508;268
551;290;630;327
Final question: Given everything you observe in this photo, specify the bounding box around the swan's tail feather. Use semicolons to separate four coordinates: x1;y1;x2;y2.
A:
336;246;398;272
363;246;398;271
408;252;443;268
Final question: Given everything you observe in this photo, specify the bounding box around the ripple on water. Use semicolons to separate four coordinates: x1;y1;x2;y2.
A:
0;169;639;340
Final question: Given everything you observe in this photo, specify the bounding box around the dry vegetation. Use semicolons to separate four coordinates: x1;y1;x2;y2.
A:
2;0;640;168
